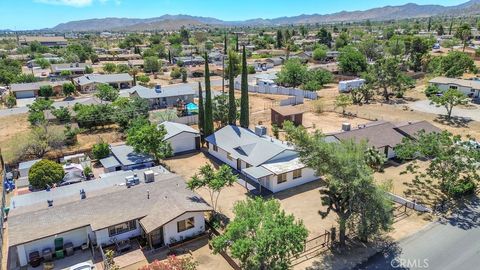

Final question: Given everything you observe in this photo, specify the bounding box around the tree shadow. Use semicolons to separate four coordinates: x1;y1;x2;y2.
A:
438;195;480;230
434;115;472;128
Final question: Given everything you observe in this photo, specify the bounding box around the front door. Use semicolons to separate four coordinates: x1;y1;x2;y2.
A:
237;159;241;171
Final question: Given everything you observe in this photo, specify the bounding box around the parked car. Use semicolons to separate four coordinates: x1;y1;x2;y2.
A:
69;262;95;270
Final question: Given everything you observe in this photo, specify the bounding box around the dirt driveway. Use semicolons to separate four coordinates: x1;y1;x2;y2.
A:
163;151;249;219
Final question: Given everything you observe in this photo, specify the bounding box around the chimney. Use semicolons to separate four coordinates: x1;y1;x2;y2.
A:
47;200;53;207
147;190;150;199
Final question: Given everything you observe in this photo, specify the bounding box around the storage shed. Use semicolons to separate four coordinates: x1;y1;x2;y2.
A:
271;106;304;127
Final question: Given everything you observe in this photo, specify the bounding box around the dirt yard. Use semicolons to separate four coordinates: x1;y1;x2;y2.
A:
0;114;31;163
163;151;249;219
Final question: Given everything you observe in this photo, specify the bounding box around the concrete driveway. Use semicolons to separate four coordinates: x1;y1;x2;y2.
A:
13;98;36;108
409;100;480;122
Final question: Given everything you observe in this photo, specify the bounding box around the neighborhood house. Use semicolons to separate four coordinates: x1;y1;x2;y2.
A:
9;81;70;99
7;169;212;269
429;77;480;98
74;73;133;93
205;125;318;193
129;84;195;109
99;144;154;173
325;121;441;159
159;121;200;155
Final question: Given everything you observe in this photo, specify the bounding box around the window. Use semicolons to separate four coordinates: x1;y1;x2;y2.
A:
177;217;195;232
246;163;251;168
277;173;287;184
293;169;302;179
108;220;137;237
227;153;233;161
449;86;458;90
213;145;218;152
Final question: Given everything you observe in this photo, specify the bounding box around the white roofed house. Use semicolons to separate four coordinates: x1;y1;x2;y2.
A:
159;121;200;155
129;84;195;110
205;125;318;193
6;167;212;269
429;77;480;99
99;144;155;173
73;73;133;93
51;63;91;76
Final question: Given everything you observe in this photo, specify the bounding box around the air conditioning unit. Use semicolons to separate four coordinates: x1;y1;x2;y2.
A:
255;125;267;136
144;170;155;183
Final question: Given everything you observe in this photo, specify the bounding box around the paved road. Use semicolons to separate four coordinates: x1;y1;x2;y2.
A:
355;197;480;270
409;100;480;122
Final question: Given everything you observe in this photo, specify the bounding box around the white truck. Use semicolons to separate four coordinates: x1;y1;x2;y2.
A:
338;78;366;93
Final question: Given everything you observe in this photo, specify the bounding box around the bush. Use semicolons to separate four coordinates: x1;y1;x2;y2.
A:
5;93;16;108
137;75;150;84
192;70;204;77
170;68;182;79
247;65;256;74
92;142;110;160
303;80;321;91
312;99;325;113
28;159;64;189
442;179;476;198
52;106;71;123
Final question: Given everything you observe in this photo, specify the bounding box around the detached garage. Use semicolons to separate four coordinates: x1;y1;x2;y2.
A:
159;121;200;155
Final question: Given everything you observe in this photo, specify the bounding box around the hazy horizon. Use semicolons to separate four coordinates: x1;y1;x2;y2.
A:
0;0;468;30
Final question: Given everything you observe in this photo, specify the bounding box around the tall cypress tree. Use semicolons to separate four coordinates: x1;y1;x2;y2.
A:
224;34;228;53
228;50;236;125
235;33;239;52
239;46;249;128
198;81;205;137
204;52;214;136
168;50;172;64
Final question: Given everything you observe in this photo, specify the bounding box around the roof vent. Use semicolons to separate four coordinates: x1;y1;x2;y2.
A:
80;189;86;200
47;200;53;207
126;174;140;188
342;123;351;132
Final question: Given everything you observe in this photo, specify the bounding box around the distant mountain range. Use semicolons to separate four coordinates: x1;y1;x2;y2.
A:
48;0;480;32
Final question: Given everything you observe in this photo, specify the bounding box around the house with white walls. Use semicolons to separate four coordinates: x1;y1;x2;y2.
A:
159;121;200;155
7;167;211;269
205;125;318;193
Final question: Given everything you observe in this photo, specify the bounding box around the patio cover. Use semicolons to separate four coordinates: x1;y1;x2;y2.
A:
242;166;273;179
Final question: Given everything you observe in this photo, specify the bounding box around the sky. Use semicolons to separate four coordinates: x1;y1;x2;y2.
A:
0;0;469;30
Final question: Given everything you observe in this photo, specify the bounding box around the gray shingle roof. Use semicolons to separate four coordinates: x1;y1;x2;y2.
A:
205;125;291;166
429;77;480;90
394;121;441;139
99;156;121;169
328;121;405;148
110;144;153;167
51;63;89;73
75;73;133;86
8;172;211;246
160;121;199;140
10;81;71;92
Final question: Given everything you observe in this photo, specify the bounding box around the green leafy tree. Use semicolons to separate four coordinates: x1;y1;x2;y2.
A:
317;28;333;48
27;99;53;125
334;94;352;115
224;49;240;79
338;46;368;75
51;106;71;123
364;147;387;172
365;57;413;100
92;141;110;160
187;164;236;215
102;63;116;74
396;131;479;198
112;97;149;131
240;46;249;128
129;67;140;85
29;159;65;189
408;36;430;72
312;46;327;61
284;123;393;246
126;121;173;161
95;84;119;102
35;58;50;69
85;65;94;74
204;52;214;136
5;93;16;108
455;23;472;52
276;29;284;49
212;197;308;270
144;56;160;73
429;88;468;120
277;58;308;88
62;82;76;97
116;64;130;73
39;85;53;99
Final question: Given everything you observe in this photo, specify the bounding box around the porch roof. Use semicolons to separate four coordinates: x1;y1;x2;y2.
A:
242;166;273;179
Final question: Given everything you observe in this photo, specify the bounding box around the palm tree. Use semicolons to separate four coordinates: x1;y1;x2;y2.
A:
129;67;140;86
